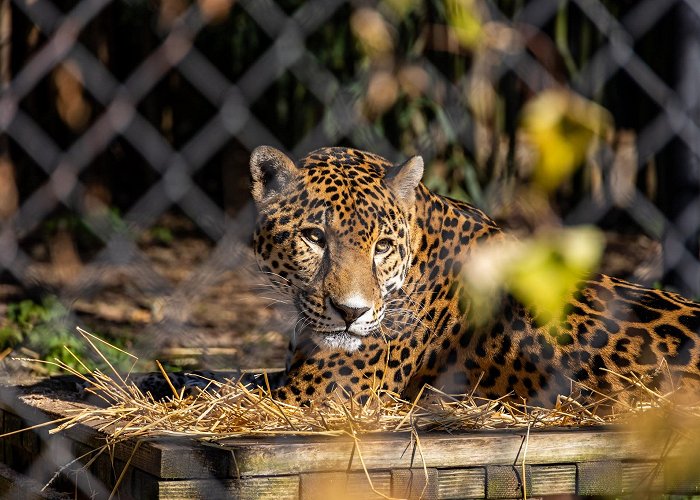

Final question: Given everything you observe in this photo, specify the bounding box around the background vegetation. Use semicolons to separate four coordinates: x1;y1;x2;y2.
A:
1;0;698;371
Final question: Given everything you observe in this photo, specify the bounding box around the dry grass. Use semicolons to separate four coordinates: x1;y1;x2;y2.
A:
15;327;698;446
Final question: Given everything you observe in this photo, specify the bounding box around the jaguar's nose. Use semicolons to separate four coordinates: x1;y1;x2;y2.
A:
330;298;370;327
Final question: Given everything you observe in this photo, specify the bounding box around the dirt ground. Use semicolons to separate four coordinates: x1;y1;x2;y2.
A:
0;213;663;377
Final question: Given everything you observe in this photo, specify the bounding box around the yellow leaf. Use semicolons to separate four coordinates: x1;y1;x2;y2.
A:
446;0;484;49
506;227;603;325
521;90;613;191
462;227;603;326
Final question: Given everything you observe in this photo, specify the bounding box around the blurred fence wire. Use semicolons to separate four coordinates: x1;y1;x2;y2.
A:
0;0;699;496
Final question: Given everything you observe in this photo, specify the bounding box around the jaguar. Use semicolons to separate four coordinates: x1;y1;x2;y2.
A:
143;146;700;408
243;146;700;407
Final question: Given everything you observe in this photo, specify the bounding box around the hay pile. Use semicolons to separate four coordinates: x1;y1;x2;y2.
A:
24;328;697;447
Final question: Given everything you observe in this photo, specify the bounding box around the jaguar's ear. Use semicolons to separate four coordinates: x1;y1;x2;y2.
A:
250;146;299;205
385;155;424;204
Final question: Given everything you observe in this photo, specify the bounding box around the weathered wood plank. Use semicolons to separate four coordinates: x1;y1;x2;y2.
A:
1;394;241;480
530;464;576;495
621;462;663;494
74;448;301;500
436;468;485;499
2;402;233;480
485;465;530;499
152;475;300;500
301;471;389;499
439;462;673;498
391;468;438;499
577;460;622;495
121;468;300;500
238;475;301;500
219;429;679;476
663;458;700;495
435;462;686;499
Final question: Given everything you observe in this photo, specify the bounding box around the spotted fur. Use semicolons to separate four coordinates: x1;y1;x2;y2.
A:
244;146;700;407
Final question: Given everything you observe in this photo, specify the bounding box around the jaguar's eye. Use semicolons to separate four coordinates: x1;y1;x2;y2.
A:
301;227;326;248
375;238;392;255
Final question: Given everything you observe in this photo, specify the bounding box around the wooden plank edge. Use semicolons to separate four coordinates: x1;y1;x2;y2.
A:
223;428;688;475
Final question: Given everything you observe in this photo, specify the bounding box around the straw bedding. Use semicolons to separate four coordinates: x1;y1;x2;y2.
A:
26;328;698;444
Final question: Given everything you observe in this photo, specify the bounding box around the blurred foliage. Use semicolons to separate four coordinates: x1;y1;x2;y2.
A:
10;0;692;304
445;0;484;49
42;207;126;240
506;227;604;325
12;0;653;212
150;226;175;245
464;227;604;326
0;297;130;373
12;0;670;323
521;89;613;192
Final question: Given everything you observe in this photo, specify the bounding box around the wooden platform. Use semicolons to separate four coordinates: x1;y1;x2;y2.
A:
0;379;698;499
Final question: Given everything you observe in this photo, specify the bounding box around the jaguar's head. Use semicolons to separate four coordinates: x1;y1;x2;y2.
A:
250;146;423;351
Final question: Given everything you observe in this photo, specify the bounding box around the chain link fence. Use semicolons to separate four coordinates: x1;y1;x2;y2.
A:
0;0;699;496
